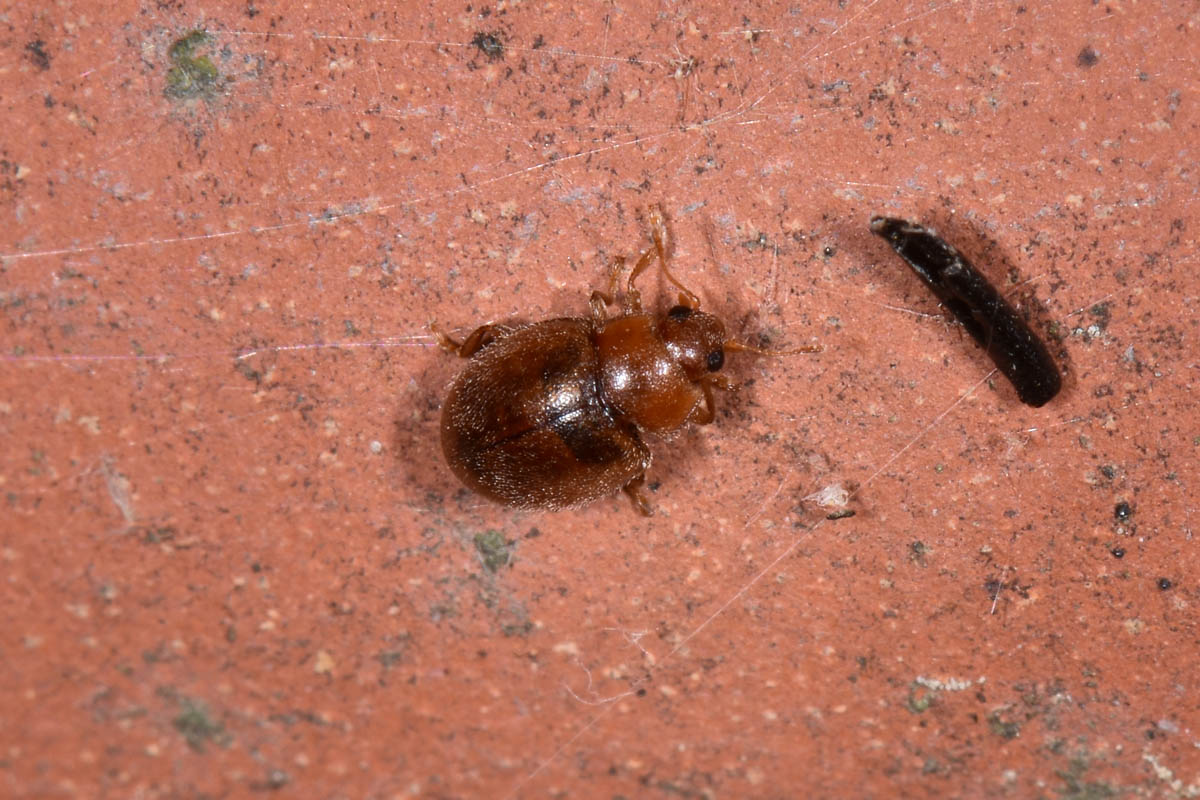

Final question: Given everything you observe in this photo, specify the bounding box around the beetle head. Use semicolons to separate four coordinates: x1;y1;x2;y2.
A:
659;304;728;381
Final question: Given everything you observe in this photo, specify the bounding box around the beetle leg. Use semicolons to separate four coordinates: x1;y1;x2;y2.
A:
590;257;626;322
589;291;611;323
708;374;737;391
647;205;701;309
622;473;654;516
691;381;717;425
623;246;655;313
430;322;462;353
607;254;625;299
433;322;504;358
689;375;737;425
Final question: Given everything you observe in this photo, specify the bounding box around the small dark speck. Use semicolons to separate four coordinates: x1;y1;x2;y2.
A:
826;509;856;520
1077;46;1100;68
1158;577;1172;591
472;31;505;61
25;40;52;71
823;245;835;258
636;688;647;697
1110;547;1124;559
1114;501;1132;521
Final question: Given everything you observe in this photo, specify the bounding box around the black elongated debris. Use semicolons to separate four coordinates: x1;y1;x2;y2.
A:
870;216;1061;407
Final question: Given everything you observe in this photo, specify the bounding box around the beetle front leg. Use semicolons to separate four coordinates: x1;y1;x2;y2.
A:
591;255;630;323
688;375;737;425
646;205;701;309
622;247;657;313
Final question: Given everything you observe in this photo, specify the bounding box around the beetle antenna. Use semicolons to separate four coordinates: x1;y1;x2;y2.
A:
725;339;822;357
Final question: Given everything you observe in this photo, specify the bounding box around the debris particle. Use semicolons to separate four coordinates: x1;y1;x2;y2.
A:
1077;46;1100;68
314;649;335;674
472;31;505;61
25;40;51;71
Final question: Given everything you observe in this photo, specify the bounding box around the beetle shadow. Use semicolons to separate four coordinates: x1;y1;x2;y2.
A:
391;348;469;511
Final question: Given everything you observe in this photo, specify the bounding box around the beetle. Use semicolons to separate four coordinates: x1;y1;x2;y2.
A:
437;206;818;515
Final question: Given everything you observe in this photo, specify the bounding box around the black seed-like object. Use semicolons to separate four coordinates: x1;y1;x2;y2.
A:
870;216;1062;407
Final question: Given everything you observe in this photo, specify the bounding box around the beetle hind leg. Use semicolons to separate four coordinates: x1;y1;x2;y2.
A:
622;473;654;516
432;322;505;358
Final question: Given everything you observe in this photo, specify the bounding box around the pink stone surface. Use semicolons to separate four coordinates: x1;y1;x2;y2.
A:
3;1;1198;797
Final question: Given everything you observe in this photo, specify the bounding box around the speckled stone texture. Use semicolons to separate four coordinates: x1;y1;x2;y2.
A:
3;1;1198;797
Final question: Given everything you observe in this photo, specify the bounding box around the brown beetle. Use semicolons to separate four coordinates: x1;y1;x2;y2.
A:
438;207;817;515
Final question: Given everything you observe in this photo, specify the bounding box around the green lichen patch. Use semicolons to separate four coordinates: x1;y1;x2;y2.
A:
1056;755;1118;800
906;683;936;713
165;30;221;100
502;620;534;637
166;693;231;752
987;710;1021;740
474;530;514;573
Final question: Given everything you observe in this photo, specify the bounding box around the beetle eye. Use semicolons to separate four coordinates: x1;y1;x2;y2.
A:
667;305;693;322
706;349;725;371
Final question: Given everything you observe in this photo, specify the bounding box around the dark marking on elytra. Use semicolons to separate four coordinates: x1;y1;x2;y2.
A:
552;411;633;465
